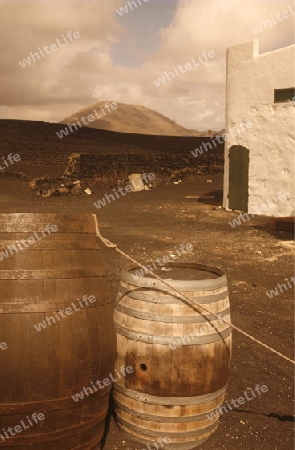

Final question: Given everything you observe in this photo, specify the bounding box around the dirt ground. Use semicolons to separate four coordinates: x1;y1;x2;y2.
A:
0;173;294;450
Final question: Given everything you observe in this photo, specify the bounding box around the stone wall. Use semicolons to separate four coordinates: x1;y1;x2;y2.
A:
64;152;224;178
0;120;224;169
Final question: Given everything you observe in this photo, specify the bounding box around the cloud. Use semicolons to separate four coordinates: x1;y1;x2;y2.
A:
139;0;294;129
0;0;293;130
0;0;122;113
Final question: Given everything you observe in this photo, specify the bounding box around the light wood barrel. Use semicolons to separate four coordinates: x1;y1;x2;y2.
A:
114;263;232;449
0;213;116;450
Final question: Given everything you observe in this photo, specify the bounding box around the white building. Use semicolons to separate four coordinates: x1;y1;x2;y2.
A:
223;39;295;217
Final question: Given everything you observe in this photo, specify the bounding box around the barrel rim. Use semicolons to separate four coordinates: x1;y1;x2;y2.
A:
121;262;227;291
0;213;96;221
0;214;98;234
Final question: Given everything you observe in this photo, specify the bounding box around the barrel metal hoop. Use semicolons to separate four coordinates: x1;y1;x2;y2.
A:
0;386;111;414
116;414;218;438
121;263;227;291
0;243;98;250
0;213;95;223
113;399;221;423
0;298;111;313
118;287;229;305
70;434;103;450
0;269;105;280
114;384;227;406
115;303;231;324
0;212;97;234
0;411;106;445
121;429;210;450
115;323;232;345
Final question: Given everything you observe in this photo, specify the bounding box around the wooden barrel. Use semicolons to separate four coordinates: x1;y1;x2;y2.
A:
0;213;116;450
114;263;232;449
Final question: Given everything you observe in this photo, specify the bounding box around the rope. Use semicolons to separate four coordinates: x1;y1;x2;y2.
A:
92;214;295;366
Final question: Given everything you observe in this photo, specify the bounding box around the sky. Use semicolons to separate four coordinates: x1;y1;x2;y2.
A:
0;0;294;131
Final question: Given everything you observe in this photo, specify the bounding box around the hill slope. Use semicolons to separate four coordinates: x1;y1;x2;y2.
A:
62;101;204;136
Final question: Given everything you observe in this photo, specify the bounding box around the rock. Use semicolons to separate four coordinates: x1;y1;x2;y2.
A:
63;178;74;188
275;241;295;251
58;187;69;195
0;171;26;180
29;180;38;191
71;185;82;195
42;188;56;198
28;176;95;197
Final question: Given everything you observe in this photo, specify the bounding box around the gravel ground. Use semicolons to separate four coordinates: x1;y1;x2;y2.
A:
0;173;294;450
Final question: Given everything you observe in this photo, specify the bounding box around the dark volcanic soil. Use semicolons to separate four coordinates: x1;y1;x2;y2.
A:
0;173;294;450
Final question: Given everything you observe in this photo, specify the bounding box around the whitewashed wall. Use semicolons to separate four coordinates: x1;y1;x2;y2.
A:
223;39;295;217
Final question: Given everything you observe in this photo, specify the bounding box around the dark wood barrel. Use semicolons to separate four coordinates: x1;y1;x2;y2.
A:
114;263;232;449
0;213;116;450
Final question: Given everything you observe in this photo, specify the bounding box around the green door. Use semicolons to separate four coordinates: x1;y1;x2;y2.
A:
228;145;249;212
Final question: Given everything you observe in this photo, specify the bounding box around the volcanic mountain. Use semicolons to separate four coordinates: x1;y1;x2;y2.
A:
61;101;210;136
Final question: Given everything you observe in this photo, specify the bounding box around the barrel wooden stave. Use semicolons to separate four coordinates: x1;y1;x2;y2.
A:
0;214;115;450
114;263;232;449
